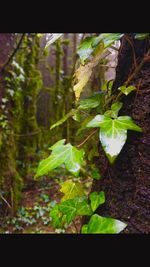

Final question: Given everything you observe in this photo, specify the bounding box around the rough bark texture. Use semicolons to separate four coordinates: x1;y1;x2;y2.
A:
91;35;150;233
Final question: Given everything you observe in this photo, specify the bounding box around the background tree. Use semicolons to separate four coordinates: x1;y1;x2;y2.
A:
0;34;23;215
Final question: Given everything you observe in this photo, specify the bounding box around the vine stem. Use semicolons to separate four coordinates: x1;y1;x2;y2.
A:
0;192;12;209
124;35;137;68
114;91;123;102
76;129;98;148
133;78;142;105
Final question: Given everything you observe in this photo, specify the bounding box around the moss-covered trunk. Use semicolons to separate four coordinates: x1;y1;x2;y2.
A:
17;34;43;182
0;34;23;215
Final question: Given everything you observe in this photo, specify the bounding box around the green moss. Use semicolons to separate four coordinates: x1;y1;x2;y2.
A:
14;35;43;177
0;133;23;214
0;34;44;214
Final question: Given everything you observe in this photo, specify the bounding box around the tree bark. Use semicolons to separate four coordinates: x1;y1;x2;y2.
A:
88;35;150;233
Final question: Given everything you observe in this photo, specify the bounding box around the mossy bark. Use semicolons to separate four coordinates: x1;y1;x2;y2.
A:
0;131;23;215
16;34;43;181
0;34;23;215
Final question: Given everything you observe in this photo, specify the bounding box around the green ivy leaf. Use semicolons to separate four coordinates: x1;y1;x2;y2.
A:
65;146;85;177
91;168;102;180
87;115;142;163
60;180;85;202
49;139;66;150
100;124;127;164
79;93;105;110
76;197;93;216
81;214;127;234
116;116;142;132
86;114;111;128
90;191;105;212
92;33;123;49
58;199;77;224
134;33;149;40
58;197;92;224
118;85;136;96
81;224;88;233
77;36;97;64
50;205;63;228
35;141;68;178
35;140;85;178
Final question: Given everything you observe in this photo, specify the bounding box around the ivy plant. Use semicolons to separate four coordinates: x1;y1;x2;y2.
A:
86;101;142;163
35;33;146;233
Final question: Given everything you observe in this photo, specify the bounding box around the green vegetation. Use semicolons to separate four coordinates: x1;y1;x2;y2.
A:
0;33;149;233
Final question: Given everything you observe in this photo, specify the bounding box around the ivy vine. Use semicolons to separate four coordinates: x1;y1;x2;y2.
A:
35;33;149;233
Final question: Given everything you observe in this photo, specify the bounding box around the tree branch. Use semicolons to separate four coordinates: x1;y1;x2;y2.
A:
0;192;12;209
0;33;26;72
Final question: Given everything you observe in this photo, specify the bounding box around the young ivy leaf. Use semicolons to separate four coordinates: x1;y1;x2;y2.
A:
111;101;123;115
58;197;92;225
60;180;85;202
104;101;123;118
81;224;88;233
89;191;105;212
35;139;85;178
58;198;78;224
118;85;136;96
86;115;142;164
91;168;102;180
81;214;127;234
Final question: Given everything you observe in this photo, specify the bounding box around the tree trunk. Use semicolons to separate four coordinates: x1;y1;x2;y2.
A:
89;34;150;233
17;34;43;183
0;34;23;215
